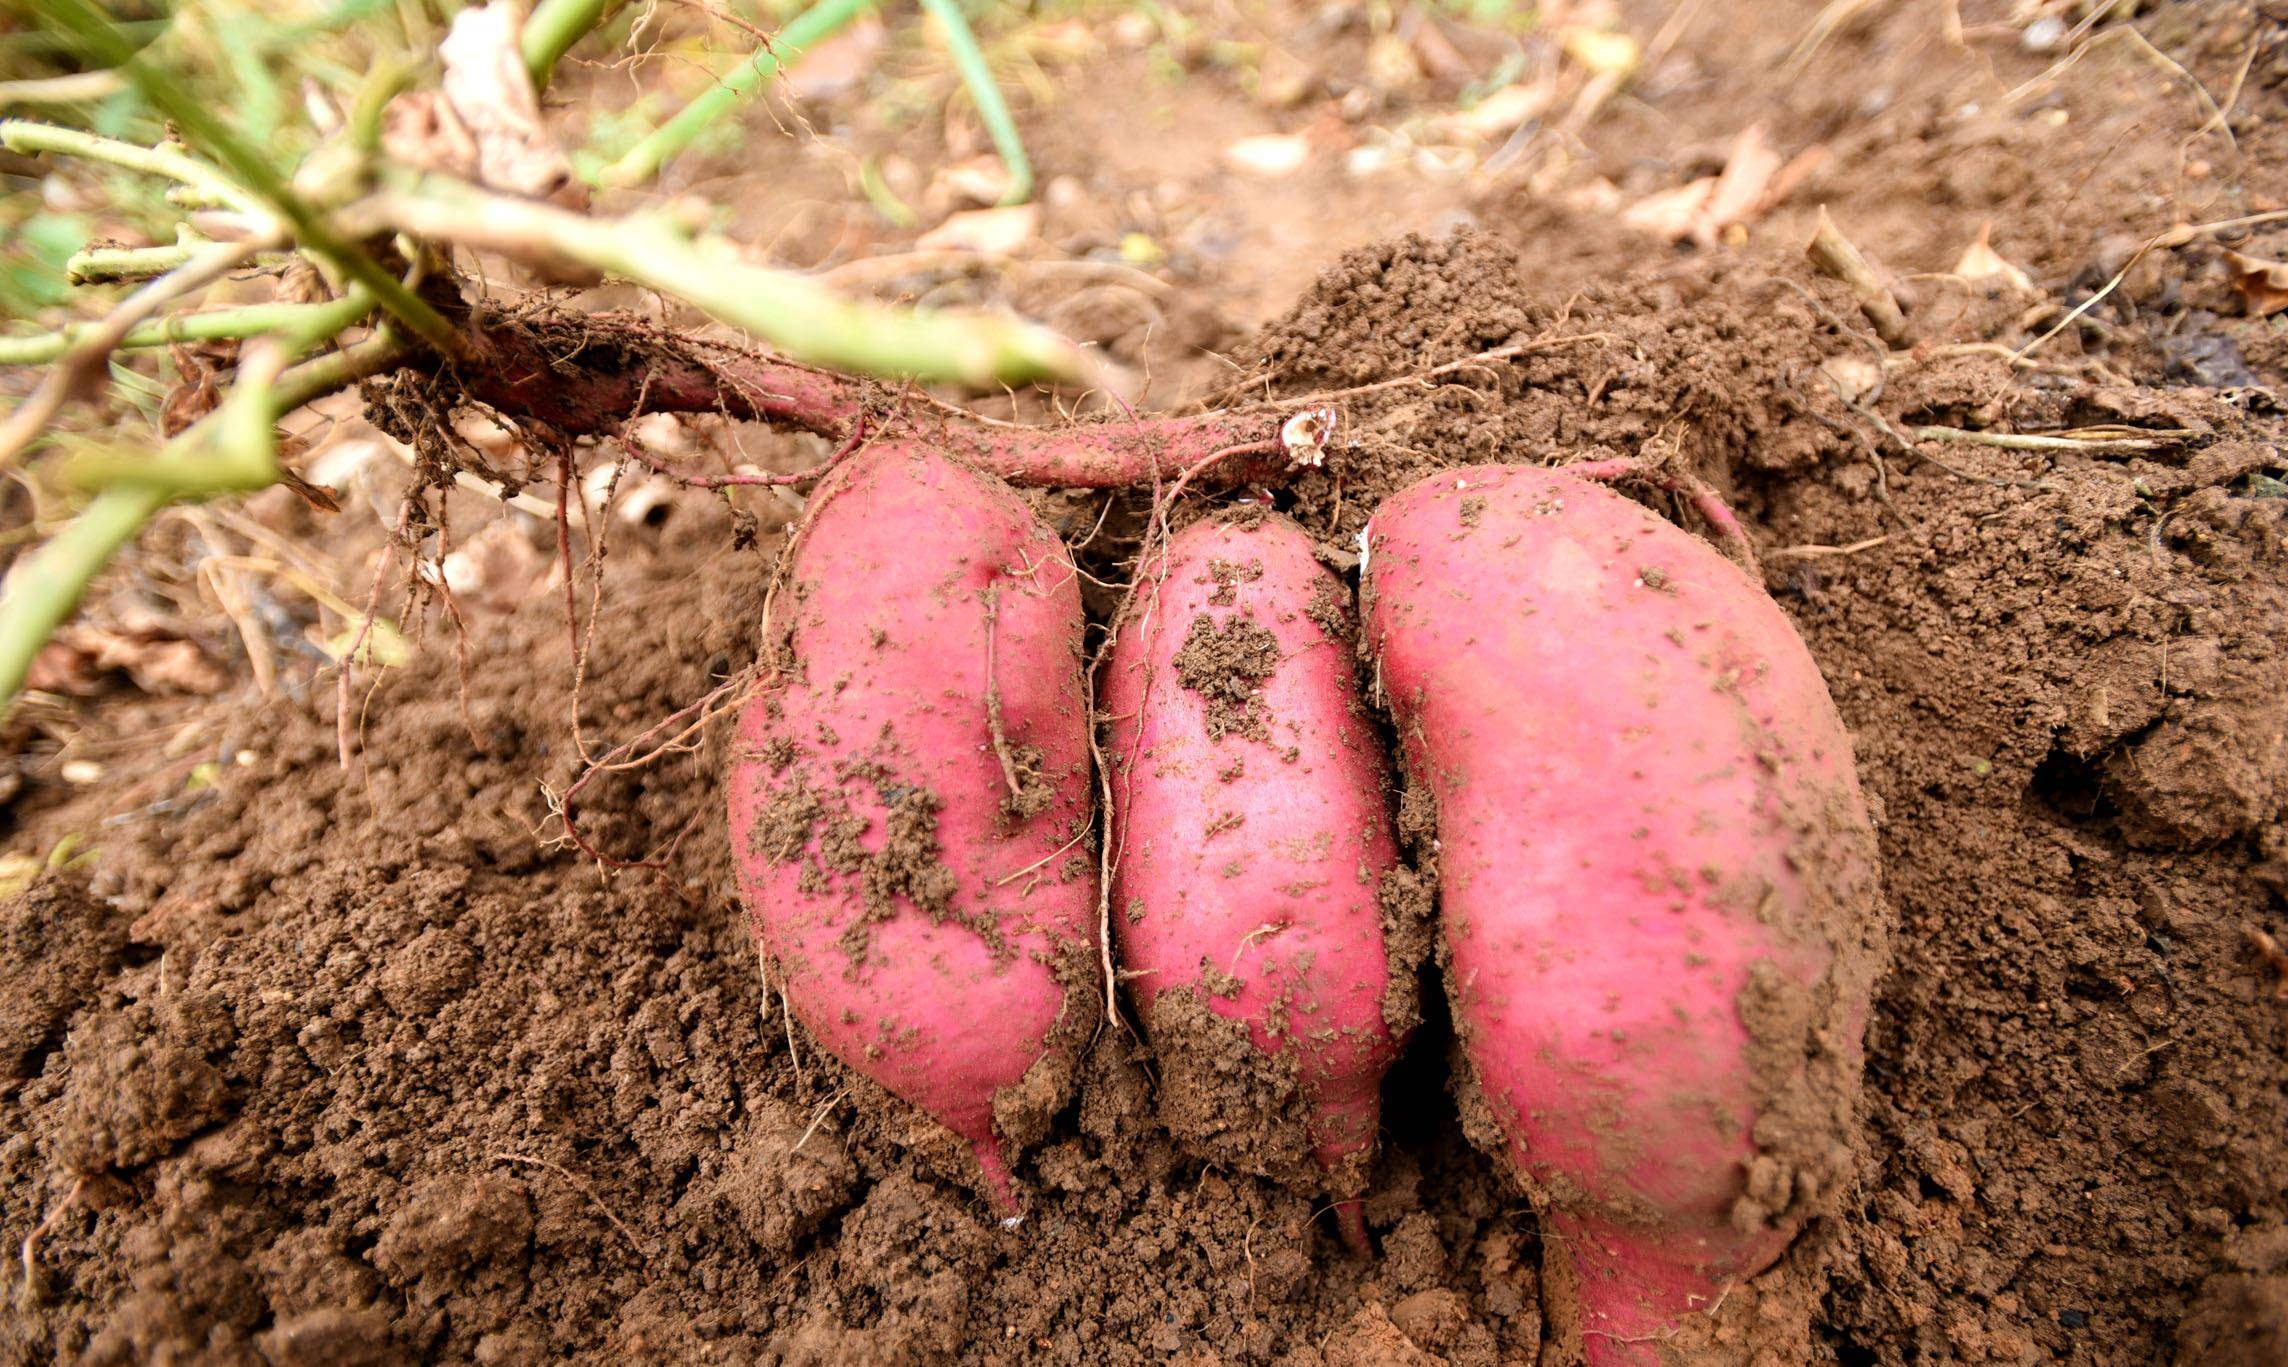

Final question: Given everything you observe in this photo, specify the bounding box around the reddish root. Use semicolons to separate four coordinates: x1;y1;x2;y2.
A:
450;318;1294;489
549;665;761;871
972;1138;1024;1223
1565;457;1763;580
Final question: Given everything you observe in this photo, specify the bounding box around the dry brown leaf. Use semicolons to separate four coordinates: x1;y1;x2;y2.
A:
437;1;581;206
1952;221;2035;293
915;205;1041;257
159;340;237;437
1621;126;1812;245
1223;133;1312;178
782;16;888;103
1560;26;1641;77
440;517;549;614
1619;178;1716;241
1407;15;1473;82
933;155;1015;208
2224;248;2288;317
1758;144;1829;214
1436;82;1557;141
42;624;229;697
1365;33;1423;95
1696;124;1782;246
1818;354;1883;405
380;92;480;183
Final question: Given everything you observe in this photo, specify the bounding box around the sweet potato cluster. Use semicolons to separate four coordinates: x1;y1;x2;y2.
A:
728;448;1884;1364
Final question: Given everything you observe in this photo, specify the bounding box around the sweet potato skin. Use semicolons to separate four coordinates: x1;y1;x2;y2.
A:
1361;465;1885;1361
725;448;1097;1214
1103;513;1411;1240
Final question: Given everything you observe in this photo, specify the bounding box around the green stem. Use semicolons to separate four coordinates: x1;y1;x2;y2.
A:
66;238;202;285
370;177;1086;385
348;56;417;154
917;0;1032;205
271;329;412;411
523;0;625;91
0;118;254;213
0;484;168;713
34;0;466;360
598;0;870;188
0;301;358;366
0;71;127;104
0;17;166;56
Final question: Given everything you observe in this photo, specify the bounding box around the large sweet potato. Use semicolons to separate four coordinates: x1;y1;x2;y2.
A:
1103;511;1416;1250
726;447;1097;1216
1361;464;1886;1362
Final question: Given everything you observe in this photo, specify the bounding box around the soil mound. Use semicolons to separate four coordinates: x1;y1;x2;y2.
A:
2;228;2284;1365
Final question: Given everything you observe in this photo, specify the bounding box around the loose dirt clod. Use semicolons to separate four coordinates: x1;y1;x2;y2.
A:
1170;612;1282;742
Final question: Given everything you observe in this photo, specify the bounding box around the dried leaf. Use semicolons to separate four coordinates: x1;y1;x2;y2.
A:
915;205;1042;257
1697;124;1782;246
1223;133;1312;178
1365;33;1423;95
159;340;237;437
1620;178;1716;240
437;1;581;206
1436;82;1557;141
1408;16;1473;82
381;92;480;182
933;155;1014;208
781;16;888;103
1758;144;1830;214
1818;355;1883;405
1621;126;1807;246
2224;249;2288;317
42;624;230;696
1561;27;1641;78
1952;222;2035;293
440;517;548;613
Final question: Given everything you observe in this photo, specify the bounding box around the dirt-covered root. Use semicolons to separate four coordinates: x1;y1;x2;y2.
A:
407;309;1301;489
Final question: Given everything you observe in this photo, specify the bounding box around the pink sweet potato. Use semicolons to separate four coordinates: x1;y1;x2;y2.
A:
1103;511;1416;1250
726;447;1097;1216
1360;465;1885;1362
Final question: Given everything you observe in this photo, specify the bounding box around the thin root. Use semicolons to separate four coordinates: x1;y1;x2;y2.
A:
491;1152;647;1259
17;1176;86;1310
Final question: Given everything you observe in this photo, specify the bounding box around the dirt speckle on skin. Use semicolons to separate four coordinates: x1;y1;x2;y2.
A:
748;762;978;963
1201;556;1264;607
1304;574;1355;643
1170;611;1283;742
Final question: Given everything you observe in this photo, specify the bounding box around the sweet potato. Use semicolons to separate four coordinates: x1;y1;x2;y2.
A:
726;448;1097;1216
1360;465;1885;1362
1103;511;1416;1250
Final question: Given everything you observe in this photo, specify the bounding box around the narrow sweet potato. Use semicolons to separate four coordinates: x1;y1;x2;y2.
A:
1103;511;1417;1250
726;447;1097;1216
1361;465;1886;1363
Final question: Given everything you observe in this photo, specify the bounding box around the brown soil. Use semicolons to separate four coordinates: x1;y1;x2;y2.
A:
6;1;2288;1363
1170;610;1284;743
